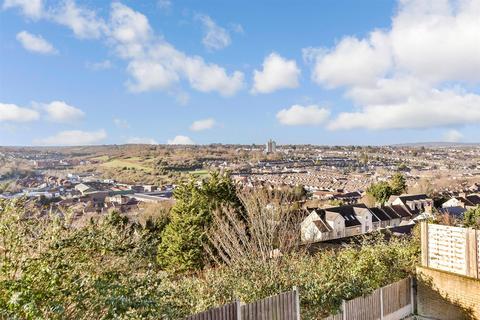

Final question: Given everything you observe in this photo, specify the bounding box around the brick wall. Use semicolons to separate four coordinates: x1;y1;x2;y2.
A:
416;266;480;319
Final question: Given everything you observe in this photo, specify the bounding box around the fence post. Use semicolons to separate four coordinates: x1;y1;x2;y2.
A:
235;300;241;320
293;286;301;320
342;300;346;320
420;221;429;267
477;229;480;280
465;228;479;279
410;277;415;315
380;287;384;320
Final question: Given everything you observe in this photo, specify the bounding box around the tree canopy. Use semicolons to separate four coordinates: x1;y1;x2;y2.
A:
366;173;407;205
390;173;407;195
0;197;419;319
463;206;480;228
156;172;242;273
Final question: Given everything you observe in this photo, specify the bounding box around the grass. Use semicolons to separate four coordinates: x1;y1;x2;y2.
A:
100;159;153;172
188;170;209;177
91;155;110;161
123;156;143;162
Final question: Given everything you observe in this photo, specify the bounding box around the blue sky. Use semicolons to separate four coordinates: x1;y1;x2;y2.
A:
1;0;479;146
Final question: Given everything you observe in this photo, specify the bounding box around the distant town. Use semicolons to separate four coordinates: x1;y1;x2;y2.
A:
2;142;480;238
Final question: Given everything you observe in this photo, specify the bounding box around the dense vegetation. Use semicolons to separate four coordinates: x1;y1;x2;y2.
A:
0;173;420;319
157;172;242;273
463;206;480;228
366;173;408;205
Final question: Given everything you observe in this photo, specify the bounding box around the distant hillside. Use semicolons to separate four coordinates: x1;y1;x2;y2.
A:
392;142;480;148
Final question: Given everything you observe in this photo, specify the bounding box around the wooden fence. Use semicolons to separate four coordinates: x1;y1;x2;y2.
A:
421;222;479;279
185;302;239;320
186;288;300;320
323;278;413;320
241;289;300;320
187;279;413;320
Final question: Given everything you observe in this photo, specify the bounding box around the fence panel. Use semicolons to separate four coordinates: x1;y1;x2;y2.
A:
427;224;468;275
186;289;299;320
345;288;381;320
382;277;411;316
241;290;299;320
321;278;413;320
477;229;480;277
322;313;343;320
186;301;238;320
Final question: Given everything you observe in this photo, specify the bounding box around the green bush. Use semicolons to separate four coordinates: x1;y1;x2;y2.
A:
0;198;419;319
464;206;480;228
157;172;242;273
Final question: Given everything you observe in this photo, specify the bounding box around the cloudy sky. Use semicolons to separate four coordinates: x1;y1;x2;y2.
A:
1;0;479;146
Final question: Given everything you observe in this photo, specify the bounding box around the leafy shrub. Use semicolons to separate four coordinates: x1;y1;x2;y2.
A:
0;197;419;319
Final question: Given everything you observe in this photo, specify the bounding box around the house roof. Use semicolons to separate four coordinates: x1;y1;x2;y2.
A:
438;206;466;218
75;183;94;193
454;196;474;206
382;206;402;219
334;191;362;199
466;194;480;205
369;207;391;222
388;193;430;204
391;205;413;218
313;219;332;232
352;203;368;209
324;205;362;227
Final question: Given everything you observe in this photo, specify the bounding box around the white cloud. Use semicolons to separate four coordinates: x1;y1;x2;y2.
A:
231;23;244;34
174;90;190;105
125;43;244;96
443;129;463;143
109;2;152;59
50;0;107;39
44;101;85;123
180;53;244;95
126;137;158;144
34;129;107;146
196;14;231;51
304;0;480;131
16;31;57;54
167;135;194;145
126;58;179;92
113;118;130;129
6;1;244;97
86;60;112;71
5;0;106;39
3;0;43;19
345;76;428;107
306;31;391;88
190;118;215;131
252;53;300;94
328;88;480;130
276;104;330;126
157;0;172;10
390;0;480;83
109;4;244;96
0;103;39;122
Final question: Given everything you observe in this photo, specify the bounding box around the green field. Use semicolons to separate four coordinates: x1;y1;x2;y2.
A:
188;170;209;176
100;158;153;172
91;155;110;161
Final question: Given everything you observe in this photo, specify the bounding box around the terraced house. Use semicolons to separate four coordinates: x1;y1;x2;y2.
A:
301;194;432;242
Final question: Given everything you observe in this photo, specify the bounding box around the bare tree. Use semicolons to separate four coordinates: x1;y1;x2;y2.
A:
206;189;305;266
